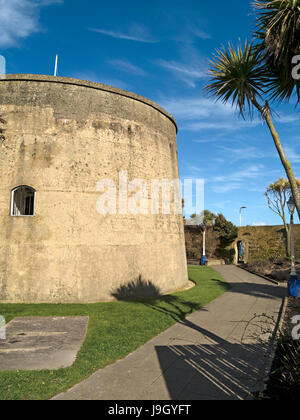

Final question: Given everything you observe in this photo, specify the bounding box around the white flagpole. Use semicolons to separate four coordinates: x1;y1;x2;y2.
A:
54;55;58;76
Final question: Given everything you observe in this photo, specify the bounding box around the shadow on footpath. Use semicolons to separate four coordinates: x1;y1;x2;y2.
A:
153;277;285;400
111;274;283;400
211;278;286;300
155;319;273;400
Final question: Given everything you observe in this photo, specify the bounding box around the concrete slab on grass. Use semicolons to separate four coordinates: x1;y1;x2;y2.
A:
0;316;89;371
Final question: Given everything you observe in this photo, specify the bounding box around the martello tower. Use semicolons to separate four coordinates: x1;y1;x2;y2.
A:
0;75;188;303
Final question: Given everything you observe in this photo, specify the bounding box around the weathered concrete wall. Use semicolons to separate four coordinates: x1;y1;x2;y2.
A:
0;74;188;303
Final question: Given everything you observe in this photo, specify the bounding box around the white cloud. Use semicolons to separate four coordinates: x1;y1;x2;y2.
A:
165;11;212;44
107;59;147;76
248;187;267;193
156;60;207;88
161;97;233;120
252;222;268;226
285;146;300;163
184;120;261;132
183;163;269;194
212;200;232;210
212;183;241;194
0;0;62;48
274;114;300;124
185;111;300;132
160;93;300;139
212;165;265;183
191;28;211;40
155;46;208;88
217;145;277;162
159;94;264;133
89;24;157;43
71;71;131;91
173;27;211;43
210;165;267;194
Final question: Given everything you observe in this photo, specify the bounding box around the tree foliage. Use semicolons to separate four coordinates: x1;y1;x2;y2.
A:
185;213;238;262
214;214;238;248
206;40;300;220
189;210;216;227
202;210;216;227
265;177;300;255
265;177;300;225
207;41;268;119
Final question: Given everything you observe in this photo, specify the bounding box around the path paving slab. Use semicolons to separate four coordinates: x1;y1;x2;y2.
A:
0;316;89;371
53;266;286;401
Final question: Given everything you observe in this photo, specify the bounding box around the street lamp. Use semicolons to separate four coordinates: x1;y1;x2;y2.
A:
240;206;247;227
287;196;300;298
201;224;207;266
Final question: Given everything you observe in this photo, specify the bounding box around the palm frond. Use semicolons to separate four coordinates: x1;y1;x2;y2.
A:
206;41;267;118
253;0;300;103
262;55;300;102
254;0;300;61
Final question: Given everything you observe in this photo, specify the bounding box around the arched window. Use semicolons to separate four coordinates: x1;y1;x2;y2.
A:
11;186;36;216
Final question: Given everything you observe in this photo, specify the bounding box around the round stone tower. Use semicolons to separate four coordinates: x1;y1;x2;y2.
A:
0;74;188;303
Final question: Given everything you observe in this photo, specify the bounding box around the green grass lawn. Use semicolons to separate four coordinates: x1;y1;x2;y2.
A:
0;266;230;400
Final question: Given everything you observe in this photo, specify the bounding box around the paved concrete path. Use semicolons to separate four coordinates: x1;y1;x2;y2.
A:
53;266;286;401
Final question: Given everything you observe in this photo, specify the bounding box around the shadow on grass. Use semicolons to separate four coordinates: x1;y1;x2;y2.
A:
144;295;207;324
110;274;274;400
111;275;162;301
111;275;207;324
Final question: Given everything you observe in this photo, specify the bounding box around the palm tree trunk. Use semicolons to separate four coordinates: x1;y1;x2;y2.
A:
264;113;300;220
252;99;300;220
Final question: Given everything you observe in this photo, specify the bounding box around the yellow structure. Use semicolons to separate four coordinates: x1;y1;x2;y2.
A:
0;75;188;303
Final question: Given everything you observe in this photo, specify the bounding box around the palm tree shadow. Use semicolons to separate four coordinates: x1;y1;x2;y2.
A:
211;278;286;300
111;275;207;323
145;295;207;324
111;275;162;301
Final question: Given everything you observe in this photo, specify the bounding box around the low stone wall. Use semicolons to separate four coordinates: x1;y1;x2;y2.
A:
235;225;300;263
185;224;300;264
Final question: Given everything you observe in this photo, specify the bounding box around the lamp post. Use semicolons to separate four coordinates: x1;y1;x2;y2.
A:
287;196;300;298
201;225;207;266
240;206;247;227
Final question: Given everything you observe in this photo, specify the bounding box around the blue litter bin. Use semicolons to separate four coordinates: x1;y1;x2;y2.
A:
201;256;207;266
288;275;300;298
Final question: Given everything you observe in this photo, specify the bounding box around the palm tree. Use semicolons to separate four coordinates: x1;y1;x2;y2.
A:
265;178;300;255
253;0;300;102
266;178;291;238
206;41;300;219
202;210;216;227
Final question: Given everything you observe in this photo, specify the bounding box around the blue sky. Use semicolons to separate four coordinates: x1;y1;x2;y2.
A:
1;0;300;226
